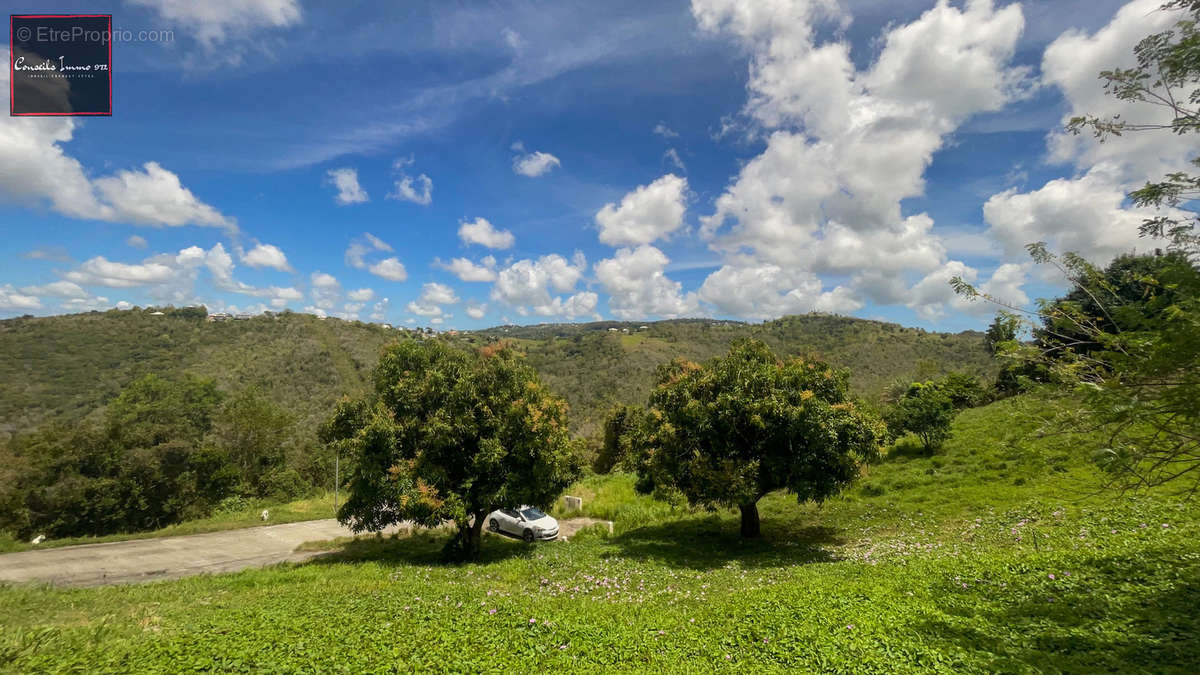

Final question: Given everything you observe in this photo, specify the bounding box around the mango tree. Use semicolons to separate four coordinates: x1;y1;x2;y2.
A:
322;339;580;559
635;339;884;538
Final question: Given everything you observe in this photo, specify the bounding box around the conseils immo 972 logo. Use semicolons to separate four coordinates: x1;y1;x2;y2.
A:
10;14;112;116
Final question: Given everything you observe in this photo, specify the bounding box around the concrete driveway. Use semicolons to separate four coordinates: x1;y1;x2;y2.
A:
0;517;612;588
0;519;401;588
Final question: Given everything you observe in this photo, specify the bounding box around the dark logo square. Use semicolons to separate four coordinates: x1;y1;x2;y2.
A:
10;15;112;116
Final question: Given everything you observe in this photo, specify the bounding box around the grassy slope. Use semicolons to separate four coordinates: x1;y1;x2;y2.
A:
2;393;1196;673
0;312;993;441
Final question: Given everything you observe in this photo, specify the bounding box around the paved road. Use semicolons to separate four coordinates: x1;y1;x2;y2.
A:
0;517;612;588
0;519;402;588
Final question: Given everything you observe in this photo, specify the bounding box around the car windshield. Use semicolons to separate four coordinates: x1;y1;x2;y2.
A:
521;508;547;520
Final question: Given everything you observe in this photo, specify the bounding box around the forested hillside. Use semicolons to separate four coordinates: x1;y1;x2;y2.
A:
0;310;393;443
0;310;994;441
481;315;996;435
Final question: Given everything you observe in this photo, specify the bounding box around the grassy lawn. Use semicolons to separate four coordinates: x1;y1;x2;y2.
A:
0;492;340;554
2;393;1197;672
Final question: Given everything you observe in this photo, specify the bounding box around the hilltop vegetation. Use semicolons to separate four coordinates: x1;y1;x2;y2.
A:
0;310;993;442
2;393;1195;672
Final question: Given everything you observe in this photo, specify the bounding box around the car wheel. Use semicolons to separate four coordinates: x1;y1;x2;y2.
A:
489;518;499;532
523;529;534;543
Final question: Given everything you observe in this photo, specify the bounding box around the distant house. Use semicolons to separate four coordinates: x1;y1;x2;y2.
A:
621;328;630;334
382;323;393;329
149;311;165;316
608;327;619;332
639;325;649;331
234;313;253;320
207;312;232;322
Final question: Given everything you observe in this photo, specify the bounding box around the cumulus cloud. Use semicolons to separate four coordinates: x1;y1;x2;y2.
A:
125;0;302;48
459;217;516;249
388;157;433;205
594;245;700;319
406;282;460;317
369;258;408;282
512;149;562;177
692;0;1030;319
465;302;487;319
490;252;592;317
369;297;391;321
20;280;87;299
438;256;498;282
126;235;148;249
0;73;236;233
325;167;369;205
980;0;1188;268
595;174;688;246
241;242;292;271
0;285;43;310
345;232;393;268
310;271;341;310
347;288;375;302
57;243;301;308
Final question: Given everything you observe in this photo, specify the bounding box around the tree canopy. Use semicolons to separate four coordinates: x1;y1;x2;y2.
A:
634;339;884;538
323;339;580;559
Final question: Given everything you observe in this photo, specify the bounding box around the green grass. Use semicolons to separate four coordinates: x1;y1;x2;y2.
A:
2;392;1197;673
0;492;340;554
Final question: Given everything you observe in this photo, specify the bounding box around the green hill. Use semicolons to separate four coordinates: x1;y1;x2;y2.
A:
2;392;1194;672
0;310;995;442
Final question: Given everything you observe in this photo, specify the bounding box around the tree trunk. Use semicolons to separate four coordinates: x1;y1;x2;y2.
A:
739;502;761;538
464;512;486;558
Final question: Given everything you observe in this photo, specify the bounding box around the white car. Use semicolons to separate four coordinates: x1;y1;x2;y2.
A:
486;506;559;542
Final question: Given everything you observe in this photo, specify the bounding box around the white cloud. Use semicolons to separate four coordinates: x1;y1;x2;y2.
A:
0;77;237;233
652;122;679;139
406;282;460;318
983;164;1174;263
65;255;185;288
22;246;71;262
421;282;459;305
1042;0;1186;181
663;148;686;172
241;243;291;271
490;252;589;316
513;150;562;177
980;0;1189;268
347;288;376;302
905;261;1029;321
368;257;408;282
93;162;237;231
698;263;859;320
369;297;391;321
465;302;487;319
595;174;688;246
0;285;43;310
20;280;87;299
594;245;700;319
325;168;369;205
310;271;341;310
388;157;433;205
345;232;394;269
692;0;1030;320
459;217;516;249
438;256;497;282
126;235;148;249
126;0;302;48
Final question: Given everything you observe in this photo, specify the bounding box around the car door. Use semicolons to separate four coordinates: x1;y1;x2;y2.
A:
500;508;522;535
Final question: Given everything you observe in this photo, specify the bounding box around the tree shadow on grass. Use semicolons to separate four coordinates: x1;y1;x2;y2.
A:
912;548;1200;673
303;530;537;568
604;514;844;570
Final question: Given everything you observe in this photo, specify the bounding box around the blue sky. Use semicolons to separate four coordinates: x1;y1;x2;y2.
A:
1;0;1188;330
